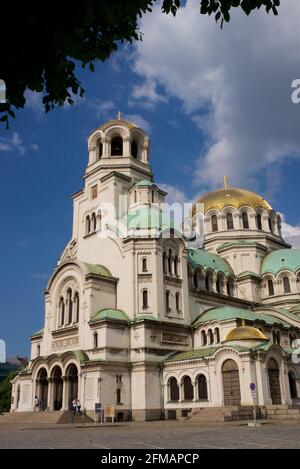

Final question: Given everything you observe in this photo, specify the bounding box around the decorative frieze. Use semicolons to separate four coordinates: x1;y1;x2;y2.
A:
161;332;189;345
52;336;79;350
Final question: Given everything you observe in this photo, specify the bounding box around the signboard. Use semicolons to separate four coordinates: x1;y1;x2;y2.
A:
95;403;102;414
104;405;115;418
249;382;256;391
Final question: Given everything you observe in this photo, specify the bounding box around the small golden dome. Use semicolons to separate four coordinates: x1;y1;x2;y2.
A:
193;187;272;214
224;320;269;342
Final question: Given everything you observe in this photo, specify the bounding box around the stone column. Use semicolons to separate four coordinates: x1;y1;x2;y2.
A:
178;382;183;403
47;378;54;411
192;380;197;402
61;376;68;410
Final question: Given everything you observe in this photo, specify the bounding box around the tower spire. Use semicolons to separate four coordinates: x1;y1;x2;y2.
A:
117;110;122;120
223;175;229;189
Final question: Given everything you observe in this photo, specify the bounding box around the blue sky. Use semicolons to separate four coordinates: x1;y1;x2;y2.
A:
1;0;300;357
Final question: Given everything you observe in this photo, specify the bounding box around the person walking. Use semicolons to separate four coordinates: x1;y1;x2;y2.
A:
34;395;39;411
72;398;77;415
76;399;81;414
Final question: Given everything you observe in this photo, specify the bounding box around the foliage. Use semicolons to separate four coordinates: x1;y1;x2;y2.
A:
0;0;280;126
0;372;17;412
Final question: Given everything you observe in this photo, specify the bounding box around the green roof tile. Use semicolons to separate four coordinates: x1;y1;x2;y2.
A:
89;308;129;324
236;271;260;279
84;263;112;277
31;328;44;338
193;306;291;328
134;179;154;187
132;314;159;322
188;249;234;277
261;249;300;276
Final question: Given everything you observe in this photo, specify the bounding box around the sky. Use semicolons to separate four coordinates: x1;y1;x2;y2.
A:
1;0;300;357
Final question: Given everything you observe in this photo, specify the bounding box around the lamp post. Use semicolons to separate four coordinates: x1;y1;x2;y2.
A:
82;374;86;425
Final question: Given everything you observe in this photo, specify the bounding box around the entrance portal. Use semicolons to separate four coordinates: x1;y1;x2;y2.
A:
66;363;78;409
51;366;63;410
268;358;281;405
222;359;241;406
37;368;48;410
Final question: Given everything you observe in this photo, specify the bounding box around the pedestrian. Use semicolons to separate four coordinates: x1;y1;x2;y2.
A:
72;398;77;415
34;395;39;411
76;399;81;414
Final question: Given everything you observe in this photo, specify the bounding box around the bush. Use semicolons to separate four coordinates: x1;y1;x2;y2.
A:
0;372;18;412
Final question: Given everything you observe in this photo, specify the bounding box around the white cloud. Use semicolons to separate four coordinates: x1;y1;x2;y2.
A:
130;79;167;109
25;90;44;120
30;143;39;151
132;0;300;193
0;132;25;156
88;99;115;120
158;183;190;205
280;213;300;248
124;114;151;134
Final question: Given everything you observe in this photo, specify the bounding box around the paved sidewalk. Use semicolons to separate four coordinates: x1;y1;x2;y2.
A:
0;419;300;448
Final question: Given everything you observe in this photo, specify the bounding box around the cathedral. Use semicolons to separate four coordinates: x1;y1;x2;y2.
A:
11;116;300;422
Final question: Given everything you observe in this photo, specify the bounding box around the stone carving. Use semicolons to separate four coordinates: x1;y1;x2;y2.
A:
52;336;79;350
162;332;189;345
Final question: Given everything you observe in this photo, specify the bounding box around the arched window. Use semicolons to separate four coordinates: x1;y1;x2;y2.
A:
97;139;103;159
268;216;274;233
169;377;179;401
175;292;180;311
193;271;198;289
257;213;262;230
242;212;249;229
111;136;123;156
216;275;222;294
227;278;234;296
288;371;298;399
97;210;102;231
91;212;96;231
283;276;291;294
142;258;148;272
168;249;173;274
86;215;91;235
201;330;207;346
226;213;234;230
198;375;208;400
67;288;73;324
211;215;218;232
208;329;214;345
37;344;40;357
163;252;167;274
174;255;179;276
74;292;79;322
277;331;281;345
205;274;210;291
214;327;220;343
94;332;98;349
116;388;122;404
268;279;275;296
183;376;194;400
166;290;171;311
272;330;277;344
131;140;138;158
142;290;149;309
59;297;65;326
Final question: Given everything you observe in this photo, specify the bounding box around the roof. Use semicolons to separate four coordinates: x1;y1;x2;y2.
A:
261;248;300;276
99;118;140;131
224;323;268;342
133;314;159;322
188;249;234;277
193;187;272;214
89;308;129;324
236;271;261;279
31;328;44;338
84;263;112;278
192;306;291;328
119;205;178;236
165;344;255;363
134;179;155;187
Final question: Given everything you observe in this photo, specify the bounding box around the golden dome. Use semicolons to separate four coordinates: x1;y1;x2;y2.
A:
194;187;272;214
224;321;269;342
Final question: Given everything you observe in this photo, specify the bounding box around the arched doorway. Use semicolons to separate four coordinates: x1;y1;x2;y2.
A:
288;371;298;399
66;363;78;409
36;368;48;410
51;366;63;411
222;359;241;406
182;376;194;400
169;377;179;402
268;358;281;404
197;374;208;400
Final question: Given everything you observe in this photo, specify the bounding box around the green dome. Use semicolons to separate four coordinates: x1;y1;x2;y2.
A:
261;249;300;276
188;249;234;277
89;308;129;324
134;179;154;187
119;205;179;237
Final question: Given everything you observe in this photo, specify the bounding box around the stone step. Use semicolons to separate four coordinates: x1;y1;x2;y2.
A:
0;411;62;424
57;411;94;424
